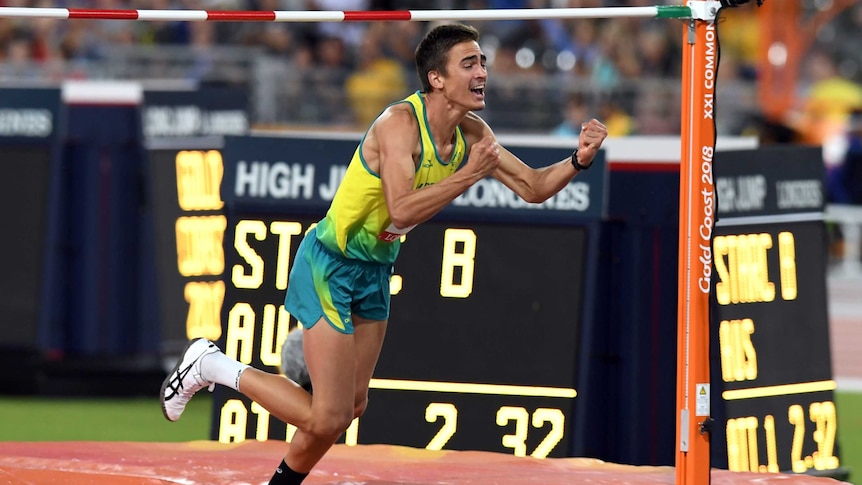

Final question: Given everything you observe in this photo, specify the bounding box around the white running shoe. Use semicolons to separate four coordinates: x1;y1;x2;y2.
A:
160;338;219;422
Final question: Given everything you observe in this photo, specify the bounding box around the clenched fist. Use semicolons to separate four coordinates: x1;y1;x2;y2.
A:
467;136;501;180
577;119;608;168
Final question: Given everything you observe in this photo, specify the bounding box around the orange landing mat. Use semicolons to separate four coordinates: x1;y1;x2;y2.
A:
0;441;849;484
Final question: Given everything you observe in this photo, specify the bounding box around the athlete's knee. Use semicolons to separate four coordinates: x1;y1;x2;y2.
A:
353;395;369;419
307;409;354;438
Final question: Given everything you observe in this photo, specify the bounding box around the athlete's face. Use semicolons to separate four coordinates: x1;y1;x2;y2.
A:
442;41;487;111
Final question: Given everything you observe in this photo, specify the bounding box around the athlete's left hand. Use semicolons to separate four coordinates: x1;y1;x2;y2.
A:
578;119;608;167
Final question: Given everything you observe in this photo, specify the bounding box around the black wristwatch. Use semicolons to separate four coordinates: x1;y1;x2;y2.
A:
571;147;590;171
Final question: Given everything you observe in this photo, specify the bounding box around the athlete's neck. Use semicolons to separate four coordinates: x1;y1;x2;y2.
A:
422;91;467;149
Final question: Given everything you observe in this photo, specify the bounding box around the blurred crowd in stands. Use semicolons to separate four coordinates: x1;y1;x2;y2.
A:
1;0;862;203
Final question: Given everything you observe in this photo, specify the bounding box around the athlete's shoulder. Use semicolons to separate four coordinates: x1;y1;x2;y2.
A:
372;102;419;134
461;111;494;143
384;100;418;119
363;103;421;161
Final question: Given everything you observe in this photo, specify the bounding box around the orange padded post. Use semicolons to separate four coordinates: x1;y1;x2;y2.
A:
676;11;717;485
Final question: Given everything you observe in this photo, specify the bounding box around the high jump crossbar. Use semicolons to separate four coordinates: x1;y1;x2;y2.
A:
0;5;709;22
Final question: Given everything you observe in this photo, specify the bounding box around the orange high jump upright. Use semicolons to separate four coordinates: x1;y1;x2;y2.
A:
676;2;721;485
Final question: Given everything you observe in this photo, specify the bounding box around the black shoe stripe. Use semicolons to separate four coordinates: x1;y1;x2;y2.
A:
160;338;206;421
164;363;194;401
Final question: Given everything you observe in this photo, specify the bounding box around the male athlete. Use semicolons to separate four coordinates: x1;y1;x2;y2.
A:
161;23;607;484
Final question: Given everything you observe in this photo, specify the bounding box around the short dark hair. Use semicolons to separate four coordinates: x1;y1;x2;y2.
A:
414;24;480;93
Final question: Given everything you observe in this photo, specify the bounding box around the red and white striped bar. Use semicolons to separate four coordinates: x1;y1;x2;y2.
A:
0;6;695;22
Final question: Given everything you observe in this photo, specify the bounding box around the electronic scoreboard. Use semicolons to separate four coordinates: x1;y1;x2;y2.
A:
0;87;60;388
147;140;229;358
710;145;842;476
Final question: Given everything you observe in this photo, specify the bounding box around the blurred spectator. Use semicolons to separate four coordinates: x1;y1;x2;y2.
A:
379;21;424;92
715;7;759;80
634;24;679;78
566;20;601;79
145;0;191;44
310;0;369;52
187;18;216;81
229;0;314;53
828;109;862;205
588;21;624;87
484;40;557;132
266;42;318;124
1;28;40;80
308;35;354;125
551;93;590;137
598;95;635;137
60;21;104;61
793;49;862;147
482;0;530;46
632;87;677;135
344;22;407;126
714;52;760;135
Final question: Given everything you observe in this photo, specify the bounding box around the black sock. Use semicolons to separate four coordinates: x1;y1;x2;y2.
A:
268;459;309;485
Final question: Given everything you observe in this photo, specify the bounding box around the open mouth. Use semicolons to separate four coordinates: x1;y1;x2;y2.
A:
470;84;485;97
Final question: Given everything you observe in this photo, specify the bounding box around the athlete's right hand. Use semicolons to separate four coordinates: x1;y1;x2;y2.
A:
467;136;501;181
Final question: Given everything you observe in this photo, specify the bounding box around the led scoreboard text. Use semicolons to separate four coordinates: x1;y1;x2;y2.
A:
166;150;227;341
216;217;586;458
712;146;840;476
714;224;839;474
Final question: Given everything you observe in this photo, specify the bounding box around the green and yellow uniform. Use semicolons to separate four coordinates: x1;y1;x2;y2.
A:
285;92;468;333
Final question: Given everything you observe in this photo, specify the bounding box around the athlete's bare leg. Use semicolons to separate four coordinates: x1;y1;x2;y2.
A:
235;360;313;429
227;315;386;473
285;315;387;473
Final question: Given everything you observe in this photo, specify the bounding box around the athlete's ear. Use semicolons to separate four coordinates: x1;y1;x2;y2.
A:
428;70;444;90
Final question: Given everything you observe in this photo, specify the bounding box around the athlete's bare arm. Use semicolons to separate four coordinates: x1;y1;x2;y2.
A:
461;113;608;203
363;104;502;229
